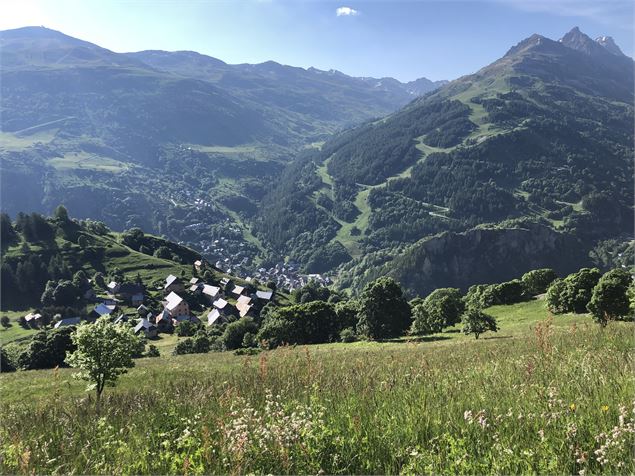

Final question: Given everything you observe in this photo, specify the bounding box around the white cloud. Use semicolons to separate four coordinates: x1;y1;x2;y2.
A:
336;6;359;17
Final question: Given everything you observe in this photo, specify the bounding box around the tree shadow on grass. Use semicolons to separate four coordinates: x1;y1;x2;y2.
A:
387;335;453;344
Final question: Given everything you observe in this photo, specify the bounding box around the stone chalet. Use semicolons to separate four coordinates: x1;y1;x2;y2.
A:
164;291;190;318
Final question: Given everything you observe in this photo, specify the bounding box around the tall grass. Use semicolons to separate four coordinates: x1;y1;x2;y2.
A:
1;321;633;474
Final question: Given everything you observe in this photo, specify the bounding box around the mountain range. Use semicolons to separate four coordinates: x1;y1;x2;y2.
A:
254;26;634;295
1;26;633;296
0;26;445;267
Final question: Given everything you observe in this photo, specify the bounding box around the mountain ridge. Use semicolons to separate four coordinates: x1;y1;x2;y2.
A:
254;27;634;293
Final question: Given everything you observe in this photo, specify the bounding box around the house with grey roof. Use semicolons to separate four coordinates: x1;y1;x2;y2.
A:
54;317;81;328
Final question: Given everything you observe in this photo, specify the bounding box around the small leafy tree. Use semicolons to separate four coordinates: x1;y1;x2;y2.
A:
461;308;498;339
0;316;10;330
410;303;445;336
546;268;602;314
222;317;258;350
587;269;632;326
176;320;199;337
521;268;558;295
357;277;411;340
412;288;464;335
65;317;140;407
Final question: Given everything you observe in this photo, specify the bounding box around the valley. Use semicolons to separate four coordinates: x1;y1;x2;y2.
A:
1;7;634;475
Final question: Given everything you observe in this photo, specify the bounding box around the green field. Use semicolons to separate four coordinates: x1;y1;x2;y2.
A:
46;152;131;173
1;299;633;474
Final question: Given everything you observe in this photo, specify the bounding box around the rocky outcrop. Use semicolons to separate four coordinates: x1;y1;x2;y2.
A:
380;223;591;297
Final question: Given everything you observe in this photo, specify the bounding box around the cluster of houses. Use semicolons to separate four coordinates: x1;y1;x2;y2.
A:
129;270;274;338
23;260;275;340
247;262;332;292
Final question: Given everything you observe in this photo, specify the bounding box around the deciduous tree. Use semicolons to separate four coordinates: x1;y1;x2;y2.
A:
66;317;140;407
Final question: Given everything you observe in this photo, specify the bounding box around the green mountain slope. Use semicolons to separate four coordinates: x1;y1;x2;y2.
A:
0;26;444;268
255;27;634;293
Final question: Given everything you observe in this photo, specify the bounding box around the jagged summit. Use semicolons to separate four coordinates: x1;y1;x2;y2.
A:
559;26;606;55
595;35;625;56
559;26;628;58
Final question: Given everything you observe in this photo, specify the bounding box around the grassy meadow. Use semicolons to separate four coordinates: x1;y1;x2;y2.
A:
1;299;633;474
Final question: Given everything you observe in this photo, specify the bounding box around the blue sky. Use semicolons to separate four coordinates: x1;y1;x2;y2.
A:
2;0;633;81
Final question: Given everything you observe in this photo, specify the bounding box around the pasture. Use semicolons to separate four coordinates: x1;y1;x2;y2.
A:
1;300;633;474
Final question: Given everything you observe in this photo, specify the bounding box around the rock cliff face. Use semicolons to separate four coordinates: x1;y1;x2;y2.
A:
374;223;590;297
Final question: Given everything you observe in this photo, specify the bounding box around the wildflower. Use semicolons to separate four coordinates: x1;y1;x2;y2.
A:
601;405;609;412
566;423;578;439
570;403;576;411
538;429;545;442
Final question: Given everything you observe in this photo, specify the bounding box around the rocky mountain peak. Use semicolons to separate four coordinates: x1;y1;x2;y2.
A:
595;35;625;56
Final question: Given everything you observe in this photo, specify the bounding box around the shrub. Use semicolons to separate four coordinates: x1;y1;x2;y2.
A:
521;268;558;295
177;320;199;337
340;327;357;343
412;288;464;335
242;332;258;348
173;338;195;355
0;347;16;372
192;333;211;353
17;327;76;370
410;303;445;335
258;301;339;348
145;344;160;357
587;269;632;326
547;268;602;314
490;280;527;305
222;317;258;350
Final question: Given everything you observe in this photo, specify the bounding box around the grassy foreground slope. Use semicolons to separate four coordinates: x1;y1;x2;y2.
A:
1;301;633;474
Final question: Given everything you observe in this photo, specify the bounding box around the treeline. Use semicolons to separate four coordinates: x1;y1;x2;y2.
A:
172;265;633;357
0;207;201;308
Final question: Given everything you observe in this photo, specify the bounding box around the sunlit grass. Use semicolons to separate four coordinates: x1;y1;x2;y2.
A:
1;306;632;474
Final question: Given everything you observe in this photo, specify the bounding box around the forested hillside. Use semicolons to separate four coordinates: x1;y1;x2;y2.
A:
0;26;443;270
255;27;634;293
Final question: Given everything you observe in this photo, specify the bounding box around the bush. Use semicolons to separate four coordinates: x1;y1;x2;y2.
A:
192;333;211;353
412;288;464;335
17;327;77;370
547;268;602;314
410;303;445;335
242;332;258;348
335;300;359;330
521;268;558;295
464;284;497;309
145;344;160;357
490;280;527;305
340;327;357;343
222;317;258;350
258;301;339;348
173;338;194;355
587;269;632;326
177;320;199;337
1;347;16;372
